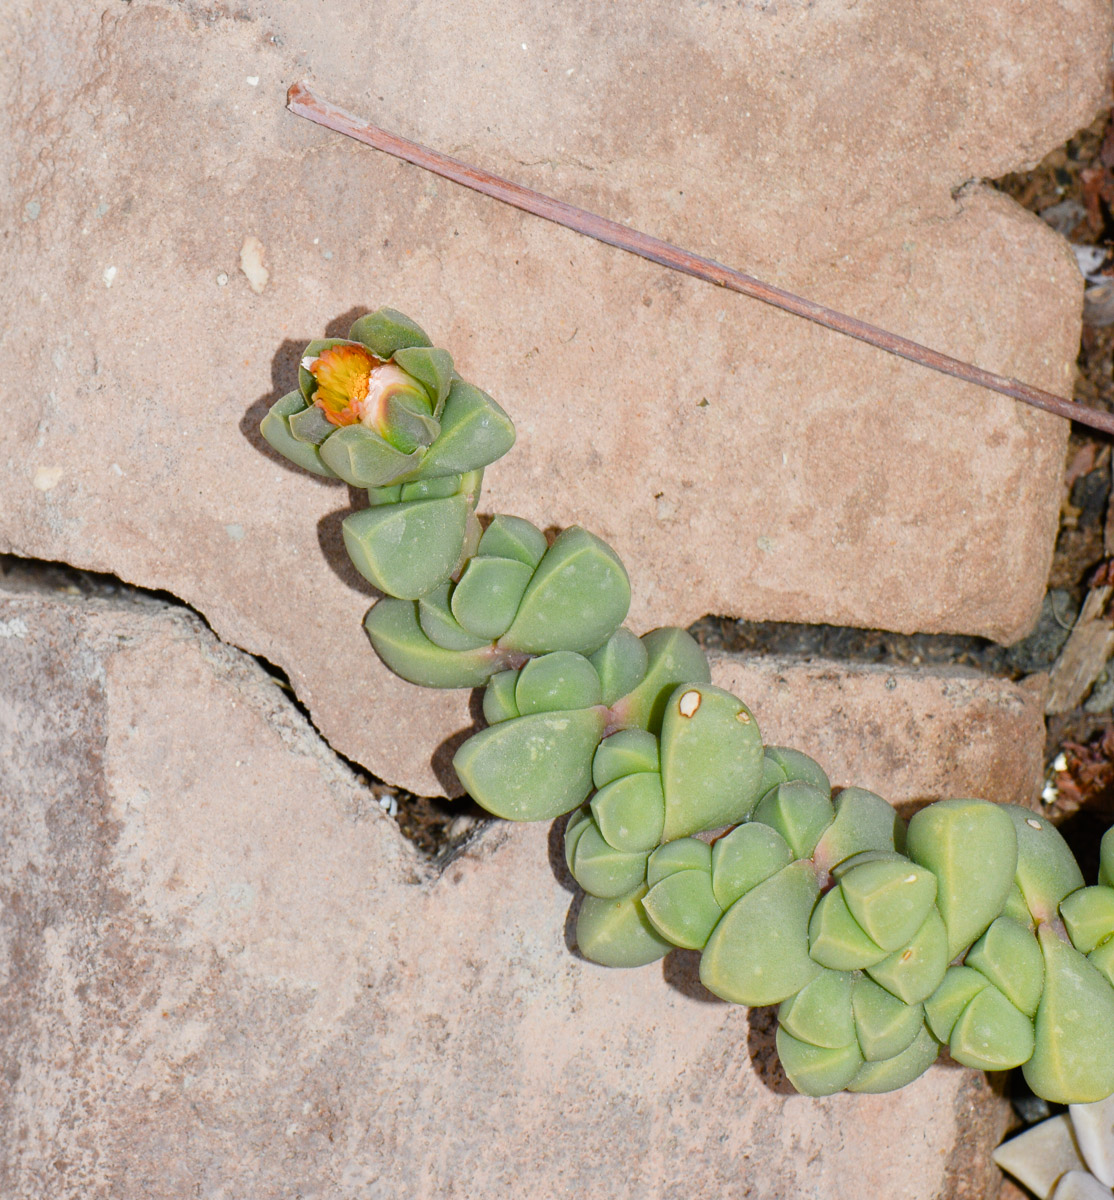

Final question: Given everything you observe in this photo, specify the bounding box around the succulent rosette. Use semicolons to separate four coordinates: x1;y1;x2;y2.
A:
267;304;1114;1106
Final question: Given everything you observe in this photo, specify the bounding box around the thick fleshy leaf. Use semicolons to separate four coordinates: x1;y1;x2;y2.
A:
320;422;424;487
949;984;1034;1071
564;807;594;876
1049;1170;1114;1200
762;746;831;795
515;651;603;715
590;772;666;853
1070;1093;1114;1187
776;1027;864;1096
576;885;673;968
607;627;712;734
813;787;903;872
343;495;470;599
418;583;490;651
807;885;888;971
399;473;463;501
839;857;938;952
451;555;535;640
570;822;650;899
966;916;1044;1017
382;390;440;452
348;307;432;357
866;907;949;1005
259;391;338;477
482;669;521;725
994;1114;1089;1200
1006;805;1086;924
851;977;925;1062
700;861;822;1006
411;378;516;479
453;707;607;822
592;729;660;788
1090;937;1114;988
778;970;856;1049
477;514;548;568
924;966;992;1043
711;822;794;910
1062;886;1114;955
363;599;504;688
590;628;650;707
1023;926;1114;1103
846;1025;939;1094
1101;827;1114;890
642;869;722;949
391;345;454;412
647;838;711;887
752;781;834;860
498;527;630;656
1002;882;1035;928
287;401;337;445
906;799;1018;960
659;684;764;841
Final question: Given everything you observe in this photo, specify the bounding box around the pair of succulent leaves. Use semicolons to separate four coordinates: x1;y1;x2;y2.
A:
564;720;1114;1102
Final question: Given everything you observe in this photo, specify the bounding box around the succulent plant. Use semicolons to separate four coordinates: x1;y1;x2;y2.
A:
995;1093;1114;1199
264;307;1114;1104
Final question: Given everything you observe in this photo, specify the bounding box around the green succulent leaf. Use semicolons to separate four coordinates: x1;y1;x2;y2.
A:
1023;926;1114;1103
590;771;666;853
813;787;904;872
343;495;471;599
948;983;1034;1071
778;969;856;1049
807;885;888;971
382;390;440;453
752;781;835;860
647;838;711;886
1101;827;1114;890
564;807;594;876
762;746;832;795
965;915;1044;1017
710;822;794;910
905;799;1019;961
399;473;464;501
418;582;491;651
776;1027;864;1096
838;857;938;952
515;651;603;715
411;378;516;479
391;345;455;413
287;401;337;446
482;668;521;725
592;729;660;788
475;514;547;568
659;684;764;842
576;885;673;968
851;976;925;1062
590;628;650;708
865;907;949;1005
1089;936;1114;988
453;707;607;822
259;391;339;477
607;627;712;734
451;555;535;640
348;307;432;358
1005;806;1086;924
700;861;822;1006
320;423;424;487
1001;882;1035;928
570;821;650;899
642;868;722;950
498;527;631;657
363;598;505;689
924;966;992;1043
846;1025;940;1094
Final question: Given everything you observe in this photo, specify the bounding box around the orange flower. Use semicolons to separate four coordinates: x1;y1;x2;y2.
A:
301;343;427;435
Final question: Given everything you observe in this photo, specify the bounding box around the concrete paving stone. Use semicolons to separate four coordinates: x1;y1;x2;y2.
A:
0;584;1012;1199
0;1;1107;794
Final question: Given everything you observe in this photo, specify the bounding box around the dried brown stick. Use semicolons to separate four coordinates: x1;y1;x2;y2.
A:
288;80;1114;438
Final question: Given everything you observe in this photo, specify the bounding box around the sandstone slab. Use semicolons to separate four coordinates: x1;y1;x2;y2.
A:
0;583;1012;1199
0;1;1107;792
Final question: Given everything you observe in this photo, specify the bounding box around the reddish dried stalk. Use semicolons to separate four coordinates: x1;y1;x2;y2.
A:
288;80;1114;438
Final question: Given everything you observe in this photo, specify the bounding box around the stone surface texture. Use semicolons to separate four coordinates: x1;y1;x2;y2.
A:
0;585;1013;1199
0;0;1109;792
